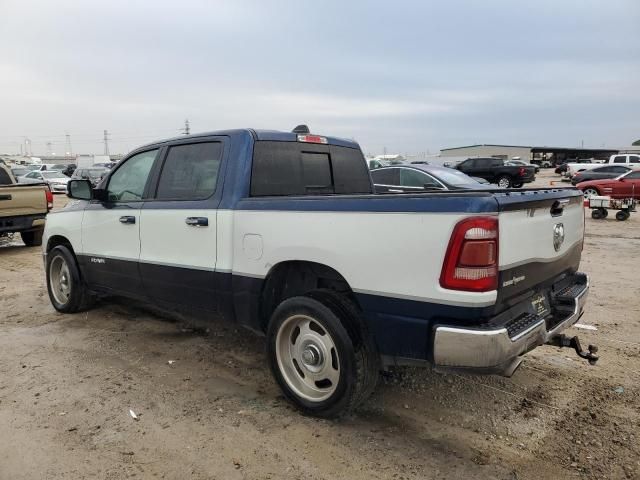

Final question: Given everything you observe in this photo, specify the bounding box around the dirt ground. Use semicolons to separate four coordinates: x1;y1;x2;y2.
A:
1;171;639;480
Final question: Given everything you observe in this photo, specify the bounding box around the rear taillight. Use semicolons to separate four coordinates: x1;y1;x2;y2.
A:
518;167;526;176
440;217;499;292
45;187;53;211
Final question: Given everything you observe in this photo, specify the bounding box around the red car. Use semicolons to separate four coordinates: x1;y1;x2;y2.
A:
577;170;640;198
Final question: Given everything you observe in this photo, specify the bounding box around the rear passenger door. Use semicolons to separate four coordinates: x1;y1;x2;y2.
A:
138;139;224;311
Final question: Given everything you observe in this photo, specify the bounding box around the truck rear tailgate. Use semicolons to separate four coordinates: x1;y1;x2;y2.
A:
0;184;48;218
495;189;584;303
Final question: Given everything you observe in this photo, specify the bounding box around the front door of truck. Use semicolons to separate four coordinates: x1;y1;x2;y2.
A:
81;149;159;294
139;139;224;311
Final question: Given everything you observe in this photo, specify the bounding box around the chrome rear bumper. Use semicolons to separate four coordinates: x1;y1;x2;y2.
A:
433;273;589;375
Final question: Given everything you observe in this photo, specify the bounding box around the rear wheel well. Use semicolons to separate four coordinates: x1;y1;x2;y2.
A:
259;261;357;332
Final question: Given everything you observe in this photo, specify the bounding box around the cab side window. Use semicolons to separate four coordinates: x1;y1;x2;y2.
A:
107;149;158;202
612;156;627;164
156;142;222;200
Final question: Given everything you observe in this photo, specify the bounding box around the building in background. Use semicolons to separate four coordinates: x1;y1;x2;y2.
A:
439;144;619;167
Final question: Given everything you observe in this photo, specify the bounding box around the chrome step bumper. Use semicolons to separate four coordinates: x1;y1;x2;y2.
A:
432;273;589;375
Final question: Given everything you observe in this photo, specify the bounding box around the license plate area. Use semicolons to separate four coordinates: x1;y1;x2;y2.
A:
530;292;551;318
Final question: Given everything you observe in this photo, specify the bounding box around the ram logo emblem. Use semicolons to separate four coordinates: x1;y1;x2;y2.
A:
553;223;565;252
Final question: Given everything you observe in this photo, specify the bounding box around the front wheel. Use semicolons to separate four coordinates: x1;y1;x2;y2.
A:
267;291;378;417
46;245;94;313
497;175;512;188
583;188;599;198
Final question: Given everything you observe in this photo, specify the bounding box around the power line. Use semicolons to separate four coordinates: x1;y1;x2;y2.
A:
180;119;190;136
65;132;73;155
103;129;110;155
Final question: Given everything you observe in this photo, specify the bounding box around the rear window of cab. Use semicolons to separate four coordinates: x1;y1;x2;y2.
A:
250;141;372;196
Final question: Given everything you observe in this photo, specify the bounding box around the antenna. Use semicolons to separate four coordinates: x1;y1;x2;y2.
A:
292;124;310;134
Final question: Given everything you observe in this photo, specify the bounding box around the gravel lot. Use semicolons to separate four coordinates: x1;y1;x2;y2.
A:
1;170;639;480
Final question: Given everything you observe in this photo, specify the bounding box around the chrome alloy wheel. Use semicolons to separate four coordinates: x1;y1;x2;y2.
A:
498;177;511;188
275;314;340;402
49;254;71;305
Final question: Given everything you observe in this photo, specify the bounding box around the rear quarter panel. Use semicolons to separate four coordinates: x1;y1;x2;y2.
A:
228;205;498;308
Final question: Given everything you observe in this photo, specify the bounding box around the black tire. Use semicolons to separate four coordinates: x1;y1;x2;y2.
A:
616;210;630;221
591;209;605;220
267;290;378;418
497;175;512;188
601;208;609;218
46;245;94;313
20;229;43;247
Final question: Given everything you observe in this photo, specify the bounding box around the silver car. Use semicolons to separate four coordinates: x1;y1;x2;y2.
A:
19;170;70;193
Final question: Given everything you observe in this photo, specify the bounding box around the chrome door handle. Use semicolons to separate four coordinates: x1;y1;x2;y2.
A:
119;216;136;224
185;217;208;227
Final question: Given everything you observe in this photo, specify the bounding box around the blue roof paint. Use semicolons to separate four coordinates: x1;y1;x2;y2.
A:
137;128;360;151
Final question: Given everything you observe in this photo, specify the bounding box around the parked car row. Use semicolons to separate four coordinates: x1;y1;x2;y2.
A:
10;164;109;193
366;157;537;189
18;170;71;193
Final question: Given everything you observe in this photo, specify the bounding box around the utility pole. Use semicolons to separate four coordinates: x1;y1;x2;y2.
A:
103;129;110;155
46;141;53;155
65;132;73;156
181;119;191;135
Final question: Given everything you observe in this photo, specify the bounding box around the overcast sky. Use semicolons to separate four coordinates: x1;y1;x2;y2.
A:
1;0;639;156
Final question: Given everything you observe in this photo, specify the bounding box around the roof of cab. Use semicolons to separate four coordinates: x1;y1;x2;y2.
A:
136;128;360;151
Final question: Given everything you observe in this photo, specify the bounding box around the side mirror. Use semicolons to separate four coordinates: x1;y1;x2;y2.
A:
67;179;93;200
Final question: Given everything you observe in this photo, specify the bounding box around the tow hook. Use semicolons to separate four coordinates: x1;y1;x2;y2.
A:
547;334;599;365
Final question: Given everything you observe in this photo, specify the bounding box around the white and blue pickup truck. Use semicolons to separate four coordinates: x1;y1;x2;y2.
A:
43;127;595;417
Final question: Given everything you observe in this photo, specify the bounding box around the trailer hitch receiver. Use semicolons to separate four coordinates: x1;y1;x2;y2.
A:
547;334;599;365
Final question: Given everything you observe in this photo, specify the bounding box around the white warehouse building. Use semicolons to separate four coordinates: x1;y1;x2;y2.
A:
439;144;619;167
439;144;532;161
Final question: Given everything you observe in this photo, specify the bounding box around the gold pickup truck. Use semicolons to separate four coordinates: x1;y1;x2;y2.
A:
0;163;53;246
